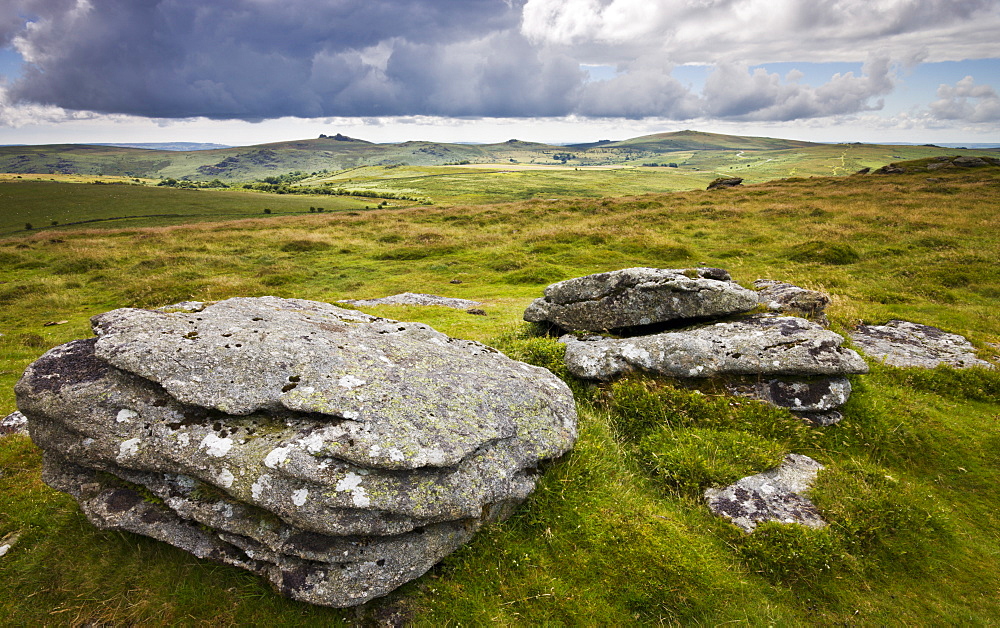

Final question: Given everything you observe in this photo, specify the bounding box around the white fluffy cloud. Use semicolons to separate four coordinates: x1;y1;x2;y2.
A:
929;76;1000;123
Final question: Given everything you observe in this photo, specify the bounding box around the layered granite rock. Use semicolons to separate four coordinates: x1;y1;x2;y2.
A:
17;296;577;607
523;267;758;332
561;314;868;424
705;454;827;533
850;320;994;369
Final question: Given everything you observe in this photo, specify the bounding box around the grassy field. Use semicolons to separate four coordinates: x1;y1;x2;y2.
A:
0;179;379;238
1;159;999;624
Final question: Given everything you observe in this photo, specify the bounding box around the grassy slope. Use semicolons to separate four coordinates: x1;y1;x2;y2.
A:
0;160;999;624
0;180;378;238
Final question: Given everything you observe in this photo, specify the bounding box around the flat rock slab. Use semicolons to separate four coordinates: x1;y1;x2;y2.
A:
704;454;827;533
524;267;758;332
562;314;869;381
850;320;993;369
17;296;577;607
338;293;482;310
0;411;28;437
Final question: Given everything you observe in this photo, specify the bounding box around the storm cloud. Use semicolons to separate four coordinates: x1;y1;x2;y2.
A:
2;0;999;122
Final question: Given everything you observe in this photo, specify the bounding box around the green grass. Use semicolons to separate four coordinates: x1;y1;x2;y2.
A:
1;160;999;624
0;180;376;237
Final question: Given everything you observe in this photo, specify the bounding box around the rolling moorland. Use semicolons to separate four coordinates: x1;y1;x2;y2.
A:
1;136;999;624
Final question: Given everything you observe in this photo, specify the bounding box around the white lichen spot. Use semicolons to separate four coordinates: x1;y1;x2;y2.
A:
117;438;141;460
338;374;367;389
217;469;235;488
297;385;316;395
176;433;190;447
388;448;405;462
421;448;447;465
116;409;138;423
251;474;272;501
299;432;326;454
292;488;309;507
378;355;392;365
264;446;291;469
342;410;359;420
336;472;371;507
368;444;381;458
200;434;233;457
82;438;95;447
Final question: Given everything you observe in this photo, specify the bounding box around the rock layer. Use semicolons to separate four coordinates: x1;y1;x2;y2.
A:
850;319;993;369
561;315;869;381
17;296;577;607
523;267;758;332
704;454;827;533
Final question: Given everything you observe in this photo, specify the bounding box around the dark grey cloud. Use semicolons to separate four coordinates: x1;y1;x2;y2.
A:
1;0;996;123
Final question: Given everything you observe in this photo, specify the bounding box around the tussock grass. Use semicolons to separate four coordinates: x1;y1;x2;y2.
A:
1;162;999;623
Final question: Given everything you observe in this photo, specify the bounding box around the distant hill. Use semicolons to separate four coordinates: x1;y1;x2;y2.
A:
600;130;820;151
1;130;996;183
92;142;233;151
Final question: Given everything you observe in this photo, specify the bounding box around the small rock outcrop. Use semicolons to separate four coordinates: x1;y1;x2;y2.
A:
523;267;758;333
874;164;906;174
754;279;831;325
338;292;482;310
707;177;743;190
850;320;994;369
705;454;827;533
17;296;577;607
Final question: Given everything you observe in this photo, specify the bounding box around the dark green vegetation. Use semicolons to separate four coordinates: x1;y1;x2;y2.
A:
0;180;375;238
1;159;999;624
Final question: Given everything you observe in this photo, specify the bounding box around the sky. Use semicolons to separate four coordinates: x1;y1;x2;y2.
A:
1;0;998;147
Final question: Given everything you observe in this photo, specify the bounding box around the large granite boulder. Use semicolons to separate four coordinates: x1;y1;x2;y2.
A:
705;454;827;533
850;320;994;369
17;296;577;607
523;267;758;332
562;314;868;424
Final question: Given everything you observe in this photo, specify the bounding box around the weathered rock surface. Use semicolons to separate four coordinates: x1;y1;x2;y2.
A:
850;320;993;369
0;411;28;437
562;315;869;381
754;279;831;324
704;454;827;533
338;293;482;310
524;267;758;332
17;296;577;607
